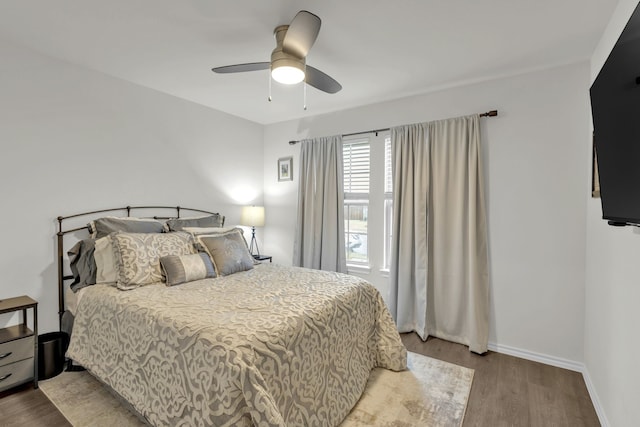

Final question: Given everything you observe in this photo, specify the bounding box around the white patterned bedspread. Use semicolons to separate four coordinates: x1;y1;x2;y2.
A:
66;264;407;427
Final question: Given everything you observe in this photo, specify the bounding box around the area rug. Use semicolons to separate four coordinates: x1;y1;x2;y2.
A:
39;352;473;426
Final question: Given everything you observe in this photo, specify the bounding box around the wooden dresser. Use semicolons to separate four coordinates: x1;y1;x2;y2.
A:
0;296;38;392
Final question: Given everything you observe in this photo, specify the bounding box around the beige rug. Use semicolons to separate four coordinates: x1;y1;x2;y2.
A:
40;352;473;426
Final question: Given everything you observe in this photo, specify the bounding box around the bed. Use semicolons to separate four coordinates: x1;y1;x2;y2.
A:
57;206;407;427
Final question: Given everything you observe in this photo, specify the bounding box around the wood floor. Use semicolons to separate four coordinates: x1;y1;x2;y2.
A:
0;335;600;426
402;334;600;427
0;382;70;426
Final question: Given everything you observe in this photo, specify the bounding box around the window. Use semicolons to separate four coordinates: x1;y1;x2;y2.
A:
343;140;370;265
343;134;393;272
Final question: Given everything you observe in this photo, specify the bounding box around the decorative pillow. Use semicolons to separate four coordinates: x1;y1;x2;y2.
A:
94;235;117;285
111;231;196;290
183;226;246;252
160;253;216;286
165;214;225;232
182;226;239;235
88;216;165;239
197;229;254;276
68;239;97;291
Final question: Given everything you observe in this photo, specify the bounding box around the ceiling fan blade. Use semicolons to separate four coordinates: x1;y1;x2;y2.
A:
305;65;342;94
212;62;270;74
283;10;321;58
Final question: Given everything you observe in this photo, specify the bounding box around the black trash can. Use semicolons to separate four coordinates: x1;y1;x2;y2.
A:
38;332;69;380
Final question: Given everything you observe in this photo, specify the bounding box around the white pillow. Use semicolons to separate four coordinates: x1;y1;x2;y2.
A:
94;235;117;285
182;226;240;235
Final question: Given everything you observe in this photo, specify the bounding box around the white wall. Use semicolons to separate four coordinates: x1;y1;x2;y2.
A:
0;38;264;333
263;62;592;364
585;1;640;426
2;12;629;422
3;8;632;421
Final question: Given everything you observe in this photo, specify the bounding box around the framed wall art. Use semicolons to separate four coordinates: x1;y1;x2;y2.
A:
278;156;293;182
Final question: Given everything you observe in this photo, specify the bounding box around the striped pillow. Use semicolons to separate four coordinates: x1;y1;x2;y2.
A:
160;253;216;286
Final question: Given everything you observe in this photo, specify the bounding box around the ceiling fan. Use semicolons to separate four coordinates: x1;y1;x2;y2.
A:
212;10;342;94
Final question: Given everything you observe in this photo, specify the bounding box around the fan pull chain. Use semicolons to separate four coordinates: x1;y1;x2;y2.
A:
268;72;272;102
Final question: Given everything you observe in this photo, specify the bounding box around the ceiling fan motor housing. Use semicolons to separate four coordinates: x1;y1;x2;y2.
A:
271;25;305;72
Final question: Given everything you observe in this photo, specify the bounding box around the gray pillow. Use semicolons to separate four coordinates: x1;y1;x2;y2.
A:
165;214;225;231
160;253;216;286
88;217;165;239
197;229;254;276
68;239;97;291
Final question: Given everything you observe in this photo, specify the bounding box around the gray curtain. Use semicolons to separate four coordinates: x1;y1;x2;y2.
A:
389;114;489;353
293;135;347;273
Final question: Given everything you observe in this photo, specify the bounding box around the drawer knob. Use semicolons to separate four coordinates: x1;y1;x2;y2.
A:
0;352;12;360
0;373;12;382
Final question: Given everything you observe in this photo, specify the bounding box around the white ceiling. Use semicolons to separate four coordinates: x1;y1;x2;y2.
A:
0;0;618;125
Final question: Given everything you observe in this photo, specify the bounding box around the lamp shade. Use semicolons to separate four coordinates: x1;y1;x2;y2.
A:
240;206;265;227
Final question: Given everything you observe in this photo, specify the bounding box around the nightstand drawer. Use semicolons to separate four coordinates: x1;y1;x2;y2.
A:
0;358;34;392
0;336;34;367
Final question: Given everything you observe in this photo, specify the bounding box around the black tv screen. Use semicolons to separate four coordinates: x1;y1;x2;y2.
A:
590;3;640;226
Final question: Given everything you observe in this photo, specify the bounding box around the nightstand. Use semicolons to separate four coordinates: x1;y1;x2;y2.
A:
0;296;38;392
253;254;272;263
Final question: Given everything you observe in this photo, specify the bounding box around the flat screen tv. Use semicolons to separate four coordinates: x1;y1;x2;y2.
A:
590;2;640;226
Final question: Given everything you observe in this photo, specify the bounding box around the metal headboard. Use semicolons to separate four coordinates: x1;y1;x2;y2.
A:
56;205;223;330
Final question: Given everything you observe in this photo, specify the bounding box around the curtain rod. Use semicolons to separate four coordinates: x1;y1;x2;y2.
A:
288;110;498;145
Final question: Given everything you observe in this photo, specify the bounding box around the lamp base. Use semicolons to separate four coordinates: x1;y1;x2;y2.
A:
248;226;260;257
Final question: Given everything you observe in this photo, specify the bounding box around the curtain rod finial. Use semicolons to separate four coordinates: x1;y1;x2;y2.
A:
289;140;297;145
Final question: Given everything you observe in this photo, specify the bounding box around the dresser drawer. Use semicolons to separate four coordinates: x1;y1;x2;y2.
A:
0;336;34;367
0;358;34;392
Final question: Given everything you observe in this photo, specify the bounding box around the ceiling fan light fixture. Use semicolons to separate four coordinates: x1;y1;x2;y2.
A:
212;11;342;94
272;65;305;84
271;60;305;85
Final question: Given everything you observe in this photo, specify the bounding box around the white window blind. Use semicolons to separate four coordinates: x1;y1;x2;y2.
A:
384;137;392;193
343;140;370;194
383;136;393;270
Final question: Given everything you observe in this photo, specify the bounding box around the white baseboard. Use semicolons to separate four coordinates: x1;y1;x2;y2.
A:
487;341;584;371
581;368;610;427
487;341;608;427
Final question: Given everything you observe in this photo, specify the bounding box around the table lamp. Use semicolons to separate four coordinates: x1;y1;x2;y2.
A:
240;205;265;256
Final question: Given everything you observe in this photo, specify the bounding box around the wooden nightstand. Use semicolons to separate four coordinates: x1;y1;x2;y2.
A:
0;296;38;392
253;254;272;263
